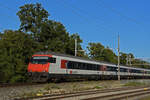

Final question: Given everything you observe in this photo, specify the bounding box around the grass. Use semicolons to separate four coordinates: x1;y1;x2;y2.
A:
44;83;61;90
93;86;103;89
21;91;37;97
140;96;150;100
123;82;146;87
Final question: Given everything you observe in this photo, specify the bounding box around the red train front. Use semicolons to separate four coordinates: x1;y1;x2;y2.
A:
27;54;53;82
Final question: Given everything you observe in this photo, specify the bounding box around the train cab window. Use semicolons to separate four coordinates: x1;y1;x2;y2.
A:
31;56;56;64
31;56;50;64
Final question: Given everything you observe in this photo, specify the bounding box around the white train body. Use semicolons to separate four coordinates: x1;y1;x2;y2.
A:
27;52;150;82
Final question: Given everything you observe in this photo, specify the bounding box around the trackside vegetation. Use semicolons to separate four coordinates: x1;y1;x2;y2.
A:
0;3;150;83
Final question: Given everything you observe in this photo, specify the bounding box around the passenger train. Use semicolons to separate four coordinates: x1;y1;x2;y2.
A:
27;52;150;82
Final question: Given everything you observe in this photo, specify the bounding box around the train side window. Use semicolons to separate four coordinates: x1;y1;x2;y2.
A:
89;64;92;70
92;64;95;70
49;57;56;63
79;63;81;69
120;68;124;72
67;61;76;69
93;64;98;70
75;62;79;69
72;61;76;69
80;63;84;70
67;61;72;69
86;64;90;70
82;63;86;70
120;68;128;72
107;66;112;71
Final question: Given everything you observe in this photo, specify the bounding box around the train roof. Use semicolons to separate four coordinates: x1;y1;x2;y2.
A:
35;51;117;65
34;51;150;71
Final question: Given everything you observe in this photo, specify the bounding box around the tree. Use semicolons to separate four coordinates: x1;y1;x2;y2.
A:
87;42;104;60
17;3;74;54
120;52;127;65
87;42;117;63
0;30;34;83
39;20;70;53
102;47;117;64
17;3;49;39
132;58;150;69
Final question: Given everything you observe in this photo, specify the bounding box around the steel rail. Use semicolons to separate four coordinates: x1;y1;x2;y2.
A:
82;88;150;100
110;90;150;100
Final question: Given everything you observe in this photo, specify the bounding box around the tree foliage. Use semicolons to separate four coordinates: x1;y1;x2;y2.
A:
39;20;70;53
17;3;49;34
0;30;34;82
87;42;117;63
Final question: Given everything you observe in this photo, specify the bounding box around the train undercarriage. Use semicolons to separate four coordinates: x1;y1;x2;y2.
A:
28;72;150;82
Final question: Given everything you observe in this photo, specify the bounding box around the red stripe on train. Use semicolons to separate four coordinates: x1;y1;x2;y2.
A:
32;54;52;57
61;60;67;69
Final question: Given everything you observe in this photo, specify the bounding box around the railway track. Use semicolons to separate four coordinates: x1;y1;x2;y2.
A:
15;86;150;100
0;83;40;88
83;88;150;100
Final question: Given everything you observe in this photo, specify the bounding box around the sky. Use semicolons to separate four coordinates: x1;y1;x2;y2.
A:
0;0;150;60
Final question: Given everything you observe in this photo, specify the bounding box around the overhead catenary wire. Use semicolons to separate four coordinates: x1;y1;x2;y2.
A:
95;0;150;59
55;0;115;34
96;0;142;25
0;2;16;12
66;0;117;32
0;2;18;19
55;0;121;53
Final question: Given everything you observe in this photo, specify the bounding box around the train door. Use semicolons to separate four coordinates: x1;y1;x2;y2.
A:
100;65;107;79
127;69;130;79
143;70;146;79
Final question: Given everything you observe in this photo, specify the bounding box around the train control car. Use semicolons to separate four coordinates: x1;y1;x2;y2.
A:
27;52;150;82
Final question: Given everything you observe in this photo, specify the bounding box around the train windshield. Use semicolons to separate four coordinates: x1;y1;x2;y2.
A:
31;56;49;64
30;56;56;64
